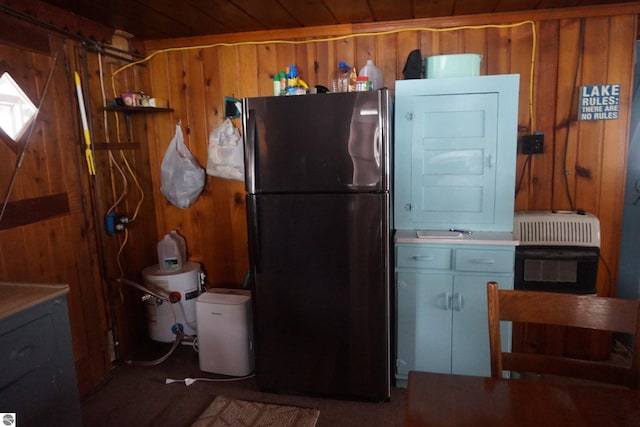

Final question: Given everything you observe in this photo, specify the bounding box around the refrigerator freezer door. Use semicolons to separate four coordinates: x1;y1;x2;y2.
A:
246;192;391;401
243;91;391;194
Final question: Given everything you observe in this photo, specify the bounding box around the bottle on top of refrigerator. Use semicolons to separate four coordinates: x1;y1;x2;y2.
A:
286;65;298;95
279;71;287;95
359;59;383;90
330;61;352;93
356;76;370;91
347;67;358;92
273;74;281;96
157;233;182;272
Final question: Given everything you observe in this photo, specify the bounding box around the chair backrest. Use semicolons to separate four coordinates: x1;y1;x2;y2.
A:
487;281;640;388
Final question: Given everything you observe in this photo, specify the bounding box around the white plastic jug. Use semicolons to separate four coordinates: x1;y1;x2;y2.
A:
170;230;187;264
157;233;182;271
359;60;383;90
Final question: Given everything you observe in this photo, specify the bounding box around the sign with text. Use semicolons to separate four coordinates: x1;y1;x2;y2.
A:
579;84;620;121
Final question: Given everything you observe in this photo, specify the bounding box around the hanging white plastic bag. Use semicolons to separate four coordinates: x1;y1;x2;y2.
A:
160;124;205;208
206;119;244;182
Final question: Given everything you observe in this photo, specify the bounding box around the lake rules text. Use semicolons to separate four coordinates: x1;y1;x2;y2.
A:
579;84;620;120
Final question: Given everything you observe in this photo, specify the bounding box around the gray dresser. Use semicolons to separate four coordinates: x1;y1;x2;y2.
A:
0;282;81;426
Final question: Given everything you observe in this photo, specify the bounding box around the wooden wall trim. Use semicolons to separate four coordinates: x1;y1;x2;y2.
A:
144;23;355;51
0;193;70;230
145;2;640;52
0;12;49;53
354;2;640;33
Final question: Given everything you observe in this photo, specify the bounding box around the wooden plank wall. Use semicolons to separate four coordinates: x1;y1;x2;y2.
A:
0;34;112;393
1;2;638;394
136;6;638;358
0;6;159;394
139;6;638;298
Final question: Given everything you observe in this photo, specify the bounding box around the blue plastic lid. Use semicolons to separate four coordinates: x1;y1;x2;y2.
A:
338;61;352;71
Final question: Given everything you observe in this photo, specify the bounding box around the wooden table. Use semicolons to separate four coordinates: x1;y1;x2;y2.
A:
405;370;640;427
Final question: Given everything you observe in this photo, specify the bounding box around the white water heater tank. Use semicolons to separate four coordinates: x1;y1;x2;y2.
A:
142;261;201;343
196;291;254;376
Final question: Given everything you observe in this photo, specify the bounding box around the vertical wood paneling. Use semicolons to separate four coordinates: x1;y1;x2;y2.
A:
0;38;112;394
576;17;609;214
462;27;486;59
0;5;636;393
355;34;376;67
378;33;399;86
486;27;512;75
334;36;356;72
258;44;278;93
137;11;636;304
523;19;559;210
130;10;637;364
439;25;462;52
553;19;582;210
397;30;420;80
313;38;329;87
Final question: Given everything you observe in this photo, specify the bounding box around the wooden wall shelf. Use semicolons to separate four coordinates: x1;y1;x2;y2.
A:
103;106;173;143
104;106;173;113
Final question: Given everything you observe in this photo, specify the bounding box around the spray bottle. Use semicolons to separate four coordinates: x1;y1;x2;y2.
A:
286;65;299;95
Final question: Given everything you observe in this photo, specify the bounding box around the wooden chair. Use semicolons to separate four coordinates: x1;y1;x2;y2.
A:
486;281;640;388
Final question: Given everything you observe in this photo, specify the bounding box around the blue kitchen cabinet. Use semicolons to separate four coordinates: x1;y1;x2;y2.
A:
394;74;519;232
394;232;515;388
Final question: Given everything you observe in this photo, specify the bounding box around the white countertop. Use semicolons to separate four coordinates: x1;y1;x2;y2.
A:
394;229;519;246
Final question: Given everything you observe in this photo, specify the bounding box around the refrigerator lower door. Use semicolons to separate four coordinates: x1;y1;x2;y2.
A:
247;193;390;401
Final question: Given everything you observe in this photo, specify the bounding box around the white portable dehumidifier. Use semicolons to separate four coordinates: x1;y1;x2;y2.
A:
196;291;254;376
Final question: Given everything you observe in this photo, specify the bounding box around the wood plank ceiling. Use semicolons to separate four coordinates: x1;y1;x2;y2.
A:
35;0;640;40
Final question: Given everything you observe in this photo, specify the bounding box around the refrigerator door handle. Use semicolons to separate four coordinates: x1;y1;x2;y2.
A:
247;197;262;273
374;126;381;168
244;108;257;193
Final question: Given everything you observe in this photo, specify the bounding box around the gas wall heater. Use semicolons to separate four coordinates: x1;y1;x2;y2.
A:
514;210;601;248
513;210;601;294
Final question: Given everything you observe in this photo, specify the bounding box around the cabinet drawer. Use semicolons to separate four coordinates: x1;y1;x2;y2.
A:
0;314;55;389
455;249;514;273
397;246;451;270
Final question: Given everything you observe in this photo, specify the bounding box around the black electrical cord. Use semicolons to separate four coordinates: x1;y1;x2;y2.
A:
598;251;613;294
515;153;532;197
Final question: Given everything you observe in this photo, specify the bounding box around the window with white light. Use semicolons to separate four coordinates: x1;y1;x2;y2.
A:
0;72;37;140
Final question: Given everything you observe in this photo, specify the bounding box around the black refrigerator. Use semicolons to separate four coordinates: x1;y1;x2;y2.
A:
242;90;392;401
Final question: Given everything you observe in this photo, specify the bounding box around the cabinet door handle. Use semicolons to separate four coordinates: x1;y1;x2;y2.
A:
412;255;434;261
10;345;34;361
445;292;452;310
452;293;463;311
486;153;493;168
469;258;495;264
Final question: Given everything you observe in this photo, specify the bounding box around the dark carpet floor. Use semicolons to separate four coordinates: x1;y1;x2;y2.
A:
81;341;407;427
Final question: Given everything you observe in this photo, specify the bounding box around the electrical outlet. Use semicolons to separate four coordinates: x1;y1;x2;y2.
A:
520;134;544;154
105;212;130;235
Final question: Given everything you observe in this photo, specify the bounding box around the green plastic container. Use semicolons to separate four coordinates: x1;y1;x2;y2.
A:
424;54;482;78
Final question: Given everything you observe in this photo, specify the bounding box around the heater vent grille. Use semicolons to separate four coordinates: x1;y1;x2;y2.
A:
514;211;600;247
